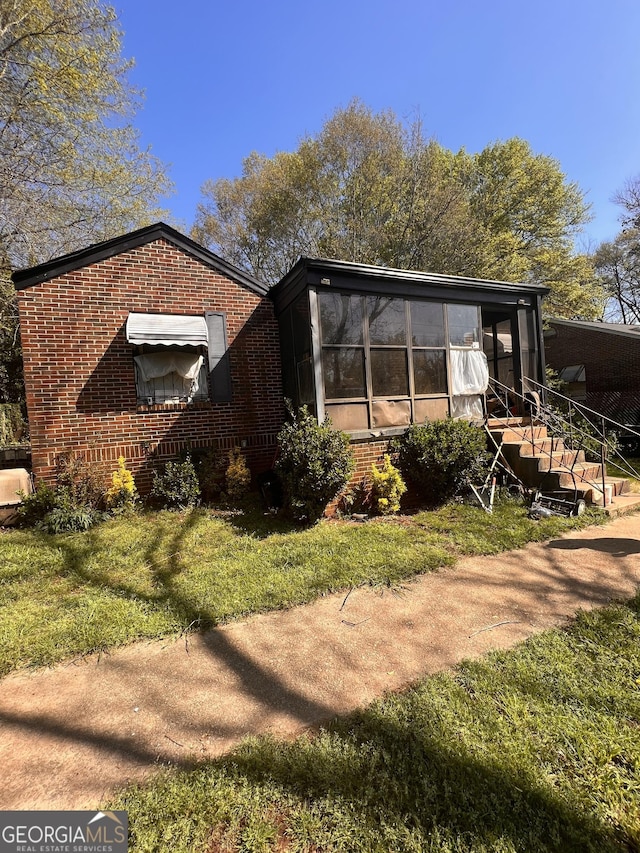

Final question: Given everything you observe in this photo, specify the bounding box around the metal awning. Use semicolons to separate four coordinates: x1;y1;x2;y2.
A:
126;312;208;347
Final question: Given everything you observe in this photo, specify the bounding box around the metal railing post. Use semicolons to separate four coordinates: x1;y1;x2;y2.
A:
601;417;607;506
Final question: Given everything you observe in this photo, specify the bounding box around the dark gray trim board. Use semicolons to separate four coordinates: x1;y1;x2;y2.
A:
12;222;268;297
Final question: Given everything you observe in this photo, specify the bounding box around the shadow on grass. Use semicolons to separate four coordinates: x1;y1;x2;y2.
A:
213;498;302;539
165;597;639;851
37;506;338;723
211;714;625;853
118;602;640;853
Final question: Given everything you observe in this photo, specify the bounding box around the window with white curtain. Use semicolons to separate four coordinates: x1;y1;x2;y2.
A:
126;312;211;405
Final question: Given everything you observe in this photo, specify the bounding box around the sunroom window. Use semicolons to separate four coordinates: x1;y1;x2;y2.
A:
317;292;478;431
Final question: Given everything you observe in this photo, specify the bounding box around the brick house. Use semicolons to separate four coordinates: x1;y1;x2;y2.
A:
545;318;640;446
13;223;549;492
13;223;284;491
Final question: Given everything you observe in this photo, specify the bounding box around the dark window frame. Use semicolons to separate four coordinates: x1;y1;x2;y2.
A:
317;290;480;431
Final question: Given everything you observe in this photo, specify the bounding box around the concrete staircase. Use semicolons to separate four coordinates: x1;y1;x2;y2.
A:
487;418;640;515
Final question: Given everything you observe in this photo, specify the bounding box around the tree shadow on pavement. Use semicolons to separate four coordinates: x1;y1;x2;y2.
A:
546;537;640;557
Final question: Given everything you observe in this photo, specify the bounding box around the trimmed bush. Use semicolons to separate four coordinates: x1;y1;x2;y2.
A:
225;447;251;501
276;406;354;523
106;456;138;513
193;448;227;503
150;456;200;510
393;419;489;507
370;454;407;515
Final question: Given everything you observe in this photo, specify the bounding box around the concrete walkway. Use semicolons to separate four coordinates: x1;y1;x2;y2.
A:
1;513;639;811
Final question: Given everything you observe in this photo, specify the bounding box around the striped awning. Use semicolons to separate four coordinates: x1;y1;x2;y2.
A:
126;312;208;347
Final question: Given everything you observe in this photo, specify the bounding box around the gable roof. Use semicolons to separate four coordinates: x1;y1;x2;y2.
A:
547;318;640;340
11;222;268;296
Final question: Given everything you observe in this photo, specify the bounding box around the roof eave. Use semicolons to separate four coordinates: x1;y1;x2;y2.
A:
274;256;550;297
11;222;268;297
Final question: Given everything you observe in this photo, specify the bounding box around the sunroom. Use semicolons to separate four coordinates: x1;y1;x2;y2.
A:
271;258;548;436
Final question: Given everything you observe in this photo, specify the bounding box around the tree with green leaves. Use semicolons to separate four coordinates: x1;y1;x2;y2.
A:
469;138;601;318
194;104;483;284
0;0;172;403
194;100;602;319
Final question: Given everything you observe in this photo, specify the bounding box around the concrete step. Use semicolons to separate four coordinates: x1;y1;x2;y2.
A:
513;452;587;481
546;463;604;491
486;415;639;508
603;492;640;516
567;476;629;507
486;417;532;428
516;438;564;457
489;425;548;444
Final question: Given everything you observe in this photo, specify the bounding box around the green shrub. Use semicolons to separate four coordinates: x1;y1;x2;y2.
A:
370;454;407;514
17;452;108;533
393;419;489;507
276;406;354;523
150;456;200;510
16;481;56;527
193;447;227;502
225;447;251;501
42;503;100;533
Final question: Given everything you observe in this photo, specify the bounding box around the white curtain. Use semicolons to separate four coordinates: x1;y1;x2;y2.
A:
134;353;203;382
449;348;489;396
450;348;489;421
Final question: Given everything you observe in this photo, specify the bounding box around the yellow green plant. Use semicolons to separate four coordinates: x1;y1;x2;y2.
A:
225;447;251;501
106;456;137;511
370;454;407;515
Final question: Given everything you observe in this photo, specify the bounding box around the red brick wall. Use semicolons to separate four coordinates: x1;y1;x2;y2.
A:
16;238;285;492
545;323;640;423
349;437;391;481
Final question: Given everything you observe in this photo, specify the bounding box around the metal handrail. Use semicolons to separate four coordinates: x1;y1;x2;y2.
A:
522;376;640;484
486;376;640;501
523;376;640;443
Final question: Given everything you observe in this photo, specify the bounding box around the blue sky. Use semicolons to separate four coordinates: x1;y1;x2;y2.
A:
117;0;640;249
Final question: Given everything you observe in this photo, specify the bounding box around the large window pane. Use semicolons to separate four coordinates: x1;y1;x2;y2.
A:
319;293;363;345
413;350;447;394
411;301;445;347
322;348;365;398
371;349;408;396
447;304;480;347
367;297;406;345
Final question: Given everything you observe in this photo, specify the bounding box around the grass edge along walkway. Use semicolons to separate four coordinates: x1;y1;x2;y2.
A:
0;500;605;677
110;593;640;853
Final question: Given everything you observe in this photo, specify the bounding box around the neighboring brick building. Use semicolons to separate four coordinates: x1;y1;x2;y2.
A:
545;319;640;431
13;223;285;491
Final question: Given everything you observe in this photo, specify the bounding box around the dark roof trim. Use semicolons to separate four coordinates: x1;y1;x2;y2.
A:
11;222;268;296
277;256;550;296
548;318;640;340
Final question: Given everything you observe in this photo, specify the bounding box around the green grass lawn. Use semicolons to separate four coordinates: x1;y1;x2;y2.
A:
607;456;640;490
0;498;604;677
111;594;640;852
